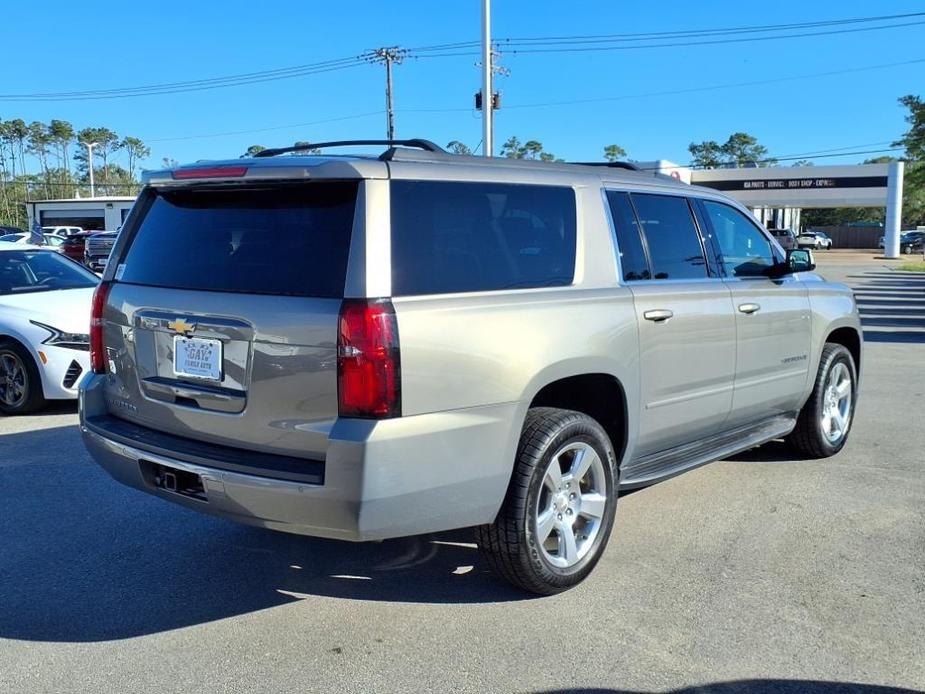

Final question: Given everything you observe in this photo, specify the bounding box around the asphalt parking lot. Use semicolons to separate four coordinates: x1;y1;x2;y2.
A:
1;252;923;694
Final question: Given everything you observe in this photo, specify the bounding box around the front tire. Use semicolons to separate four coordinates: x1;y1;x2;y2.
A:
787;343;857;458
0;341;46;415
476;407;618;595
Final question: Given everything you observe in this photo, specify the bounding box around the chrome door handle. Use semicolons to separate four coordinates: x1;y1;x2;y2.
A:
643;309;674;322
738;303;761;314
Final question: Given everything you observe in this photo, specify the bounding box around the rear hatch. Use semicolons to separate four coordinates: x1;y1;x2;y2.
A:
99;180;358;460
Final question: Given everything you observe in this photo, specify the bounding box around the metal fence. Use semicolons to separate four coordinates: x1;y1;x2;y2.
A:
809;226;883;249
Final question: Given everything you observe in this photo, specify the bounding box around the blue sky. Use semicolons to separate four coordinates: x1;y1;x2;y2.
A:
3;0;923;168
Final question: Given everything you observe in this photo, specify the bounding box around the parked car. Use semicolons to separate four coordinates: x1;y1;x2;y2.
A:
0;225;27;236
79;139;862;595
879;231;925;253
901;233;925;255
0;245;98;414
796;231;833;250
42;225;84;238
60;230;105;264
768;227;797;250
84;231;118;271
0;233;66;252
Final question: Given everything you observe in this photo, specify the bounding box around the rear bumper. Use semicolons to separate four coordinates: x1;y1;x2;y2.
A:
79;374;519;541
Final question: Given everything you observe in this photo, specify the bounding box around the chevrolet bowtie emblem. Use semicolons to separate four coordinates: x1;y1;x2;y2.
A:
167;318;196;335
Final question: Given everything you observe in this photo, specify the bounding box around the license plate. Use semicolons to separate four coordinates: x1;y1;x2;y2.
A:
173;335;222;381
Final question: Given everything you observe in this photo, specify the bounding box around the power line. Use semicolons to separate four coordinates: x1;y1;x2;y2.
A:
148;57;923;144
406;11;925;51
400;58;925;113
1;12;921;101
687;147;904;170
499;19;925;55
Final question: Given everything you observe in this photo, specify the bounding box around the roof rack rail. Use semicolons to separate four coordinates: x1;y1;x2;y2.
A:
253;139;446;158
568;161;640;171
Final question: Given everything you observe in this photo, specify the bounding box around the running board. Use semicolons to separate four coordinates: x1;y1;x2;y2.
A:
619;414;797;489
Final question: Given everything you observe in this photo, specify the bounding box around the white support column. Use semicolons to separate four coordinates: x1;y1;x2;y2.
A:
884;161;905;259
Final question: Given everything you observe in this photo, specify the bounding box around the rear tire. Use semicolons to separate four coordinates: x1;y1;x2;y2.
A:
0;341;46;416
787;343;857;458
476;407;618;595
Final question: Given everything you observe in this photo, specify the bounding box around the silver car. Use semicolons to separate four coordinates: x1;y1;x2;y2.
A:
79;139;862;594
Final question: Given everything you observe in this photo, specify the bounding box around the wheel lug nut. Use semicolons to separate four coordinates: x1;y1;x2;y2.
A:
557;513;562;520
569;493;576;499
566;509;573;515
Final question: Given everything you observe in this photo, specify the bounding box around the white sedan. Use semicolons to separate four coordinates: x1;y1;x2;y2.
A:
0;243;97;414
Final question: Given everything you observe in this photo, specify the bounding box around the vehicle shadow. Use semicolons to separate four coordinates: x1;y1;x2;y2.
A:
0;424;534;644
722;439;804;464
535;681;922;693
38;400;80;415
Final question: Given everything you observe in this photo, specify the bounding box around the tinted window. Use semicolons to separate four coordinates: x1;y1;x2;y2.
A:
119;183;357;297
702;201;775;278
606;191;649;281
630;194;707;280
391;180;576;296
0;250;98;295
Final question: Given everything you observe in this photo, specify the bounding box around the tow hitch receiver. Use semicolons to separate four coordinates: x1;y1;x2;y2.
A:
147;462;207;502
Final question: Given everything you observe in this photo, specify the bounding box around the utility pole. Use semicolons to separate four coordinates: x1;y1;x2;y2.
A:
365;47;408;140
481;0;492;157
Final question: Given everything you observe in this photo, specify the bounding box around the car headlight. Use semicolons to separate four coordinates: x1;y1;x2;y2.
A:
30;321;91;351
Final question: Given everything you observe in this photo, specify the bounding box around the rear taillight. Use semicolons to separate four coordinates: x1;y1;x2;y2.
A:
89;281;112;374
337;299;401;418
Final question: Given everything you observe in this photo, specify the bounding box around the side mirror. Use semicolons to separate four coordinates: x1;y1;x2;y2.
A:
768;248;815;277
787;248;815;273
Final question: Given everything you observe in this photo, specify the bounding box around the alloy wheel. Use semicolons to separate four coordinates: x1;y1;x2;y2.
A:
0;352;27;408
534;441;608;569
821;362;852;444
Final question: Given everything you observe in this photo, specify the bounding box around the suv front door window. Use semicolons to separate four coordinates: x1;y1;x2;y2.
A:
702;200;777;277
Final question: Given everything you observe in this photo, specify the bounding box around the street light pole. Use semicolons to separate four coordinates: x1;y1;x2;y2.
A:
81;141;99;197
481;0;493;157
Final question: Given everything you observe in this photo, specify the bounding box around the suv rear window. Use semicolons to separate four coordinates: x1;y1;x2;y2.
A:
390;180;576;296
118;182;358;297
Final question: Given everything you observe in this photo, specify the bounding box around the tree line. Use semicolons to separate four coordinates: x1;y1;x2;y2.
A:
0;118;152;228
4;94;922;230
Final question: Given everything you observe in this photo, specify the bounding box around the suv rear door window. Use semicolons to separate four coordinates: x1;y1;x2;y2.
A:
390;180;576;296
630;194;708;280
606;191;649;281
118;182;358;297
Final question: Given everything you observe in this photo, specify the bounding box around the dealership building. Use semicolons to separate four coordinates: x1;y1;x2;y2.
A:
25;196;136;232
642;160;906;256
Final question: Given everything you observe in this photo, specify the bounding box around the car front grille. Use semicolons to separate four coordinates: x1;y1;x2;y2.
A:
63;360;83;389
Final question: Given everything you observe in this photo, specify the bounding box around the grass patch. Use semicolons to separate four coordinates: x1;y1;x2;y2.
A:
897;262;925;272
